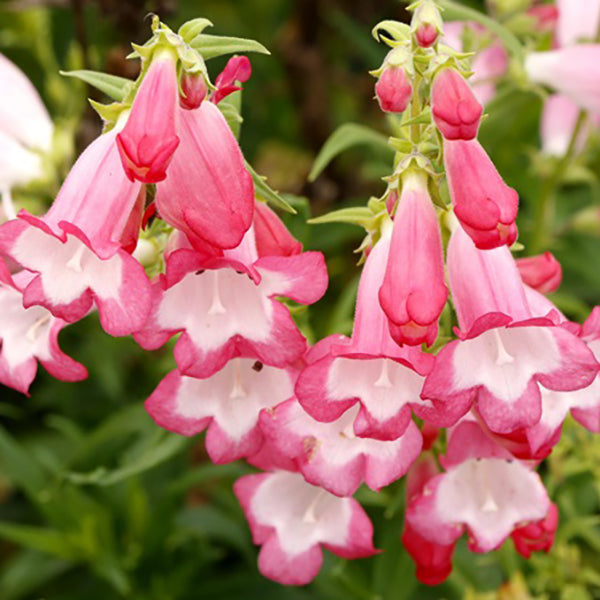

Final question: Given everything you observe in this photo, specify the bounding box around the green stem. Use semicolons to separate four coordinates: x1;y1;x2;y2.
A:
530;110;587;253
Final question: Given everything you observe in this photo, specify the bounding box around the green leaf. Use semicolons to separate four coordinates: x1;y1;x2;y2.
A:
0;522;77;560
189;34;270;60
308;123;392;182
308;206;373;226
438;0;525;61
60;70;132;102
219;100;243;140
66;433;189;486
245;161;296;213
178;18;213;42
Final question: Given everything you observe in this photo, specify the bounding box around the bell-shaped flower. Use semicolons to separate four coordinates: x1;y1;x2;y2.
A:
135;226;328;378
234;469;377;585
556;0;600;47
511;503;559;559
117;53;180;183
402;454;455;585
379;171;448;346
431;68;483;140
525;45;600;115
155;101;254;250
375;65;412;113
444;138;519;249
0;52;53;153
0;263;87;394
253;202;302;257
441;22;507;105
295;223;433;441
257;399;422;497
145;357;295;464
516;251;562;294
422;227;599;434
406;420;551;553
0;127;151;336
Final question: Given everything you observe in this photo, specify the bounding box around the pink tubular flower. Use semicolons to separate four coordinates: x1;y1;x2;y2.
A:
258;398;422;497
212;55;252;105
253;202;302;257
444;138;519;249
442;22;508;106
234;470;377;586
525;46;600;115
145;358;295;464
0;263;87;394
135;226;328;378
421;227;599;434
0;128;151;337
375;66;412;113
402;455;455;585
117;54;180;183
511;503;559;559
431;68;483;140
540;94;587;157
516;252;562;294
379;171;448;346
155;101;254;250
406;420;551;554
295;223;434;442
556;0;600;47
179;73;207;110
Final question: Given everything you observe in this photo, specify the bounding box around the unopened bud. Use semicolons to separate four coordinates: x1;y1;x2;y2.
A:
180;72;208;110
411;0;443;48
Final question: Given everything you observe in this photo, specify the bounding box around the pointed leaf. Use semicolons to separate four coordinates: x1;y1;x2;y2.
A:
309;123;392;181
189;34;270;60
178;18;213;42
219;100;243;140
308;206;373;226
0;523;77;560
60;70;132;102
245;161;296;213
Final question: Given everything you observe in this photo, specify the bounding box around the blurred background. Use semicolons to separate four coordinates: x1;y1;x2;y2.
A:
1;0;600;598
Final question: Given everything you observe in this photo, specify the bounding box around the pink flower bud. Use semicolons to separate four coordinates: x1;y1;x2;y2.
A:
253;202;302;257
432;68;483;140
117;55;180;183
444;139;519;249
379;172;448;347
511;503;559;559
516;252;562;294
212;56;252;104
375;66;412;113
179;72;207;110
416;23;438;48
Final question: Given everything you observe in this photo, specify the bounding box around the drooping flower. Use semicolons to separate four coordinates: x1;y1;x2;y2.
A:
431;68;483;140
374;48;413;114
422;226;598;434
525;45;600;115
406;420;551;554
234;469;377;585
444;138;519;249
258;398;422;497
154;101;254;250
135;226;328;378
379;170;448;346
116;52;180;183
0;126;151;336
0;262;87;394
145;357;295;464
295;222;434;442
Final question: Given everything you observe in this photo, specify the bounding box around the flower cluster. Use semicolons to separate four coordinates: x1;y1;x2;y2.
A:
2;1;600;590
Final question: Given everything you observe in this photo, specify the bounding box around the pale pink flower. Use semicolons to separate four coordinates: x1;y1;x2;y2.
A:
234;470;377;585
556;0;600;47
